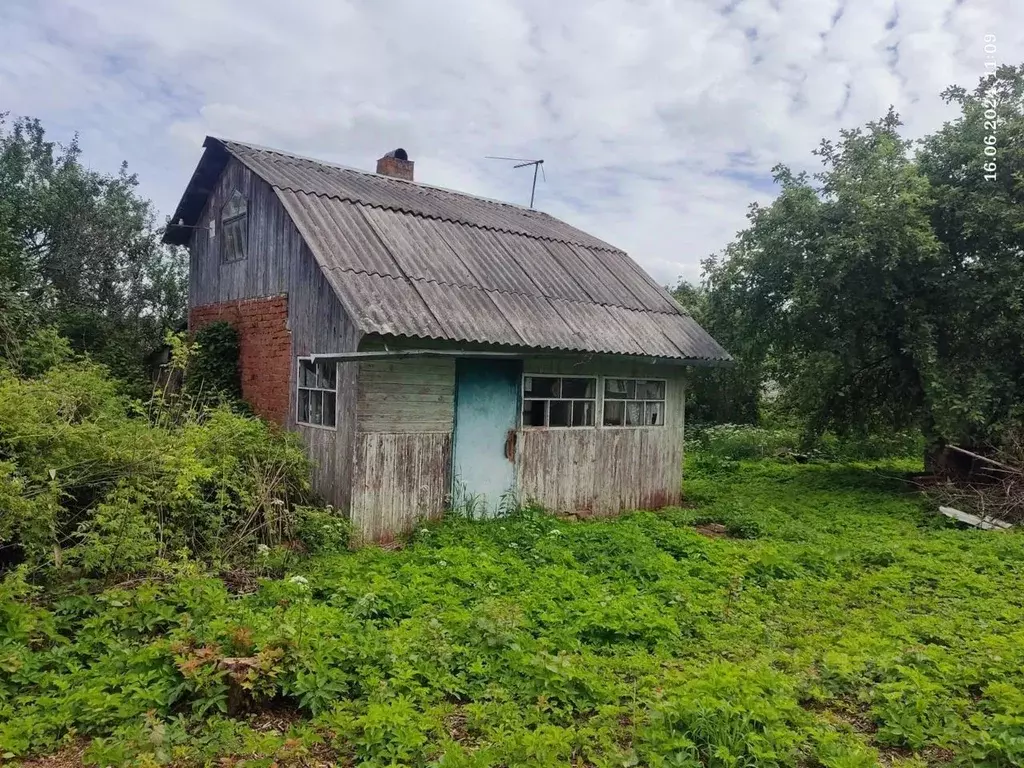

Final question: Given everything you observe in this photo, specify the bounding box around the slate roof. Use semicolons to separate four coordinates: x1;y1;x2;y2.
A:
165;137;731;362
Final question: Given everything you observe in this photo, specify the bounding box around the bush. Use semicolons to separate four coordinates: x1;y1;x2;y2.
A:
0;359;333;578
691;423;923;462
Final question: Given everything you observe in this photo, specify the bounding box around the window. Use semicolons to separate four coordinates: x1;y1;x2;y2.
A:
522;375;597;428
221;190;248;262
296;358;337;428
603;378;666;427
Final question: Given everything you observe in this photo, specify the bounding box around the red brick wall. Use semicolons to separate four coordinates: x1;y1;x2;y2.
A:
189;296;291;425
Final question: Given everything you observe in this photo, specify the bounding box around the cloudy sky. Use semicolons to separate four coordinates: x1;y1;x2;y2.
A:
0;0;1013;285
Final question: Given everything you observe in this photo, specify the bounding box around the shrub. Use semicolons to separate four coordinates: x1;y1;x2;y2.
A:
0;360;331;578
187;322;241;400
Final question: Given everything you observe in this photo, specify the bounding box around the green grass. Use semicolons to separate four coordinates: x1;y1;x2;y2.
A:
3;459;1024;767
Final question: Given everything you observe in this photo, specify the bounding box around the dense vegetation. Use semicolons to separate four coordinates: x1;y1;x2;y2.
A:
4;458;1024;766
677;65;1024;452
0;114;186;391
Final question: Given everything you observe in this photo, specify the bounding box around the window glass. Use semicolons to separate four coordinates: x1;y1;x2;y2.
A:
602;378;667;428
522;375;597;429
522;400;546;427
221;191;248;263
604;400;624;426
604;378;635;399
524;376;559;398
562;377;595;398
297;357;339;428
572;401;595;427
548;400;570;427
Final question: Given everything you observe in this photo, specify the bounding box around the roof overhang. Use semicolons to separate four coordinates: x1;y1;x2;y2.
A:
162;137;230;245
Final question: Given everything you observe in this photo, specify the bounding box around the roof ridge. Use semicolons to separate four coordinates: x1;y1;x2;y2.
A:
217;136;563;217
327;264;688;318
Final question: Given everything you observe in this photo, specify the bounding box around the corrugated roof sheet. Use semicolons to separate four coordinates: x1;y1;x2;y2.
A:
175;137;732;361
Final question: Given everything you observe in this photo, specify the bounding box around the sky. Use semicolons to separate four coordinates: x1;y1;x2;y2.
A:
0;0;1013;286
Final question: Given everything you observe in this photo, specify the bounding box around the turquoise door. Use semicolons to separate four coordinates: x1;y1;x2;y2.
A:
452;358;522;517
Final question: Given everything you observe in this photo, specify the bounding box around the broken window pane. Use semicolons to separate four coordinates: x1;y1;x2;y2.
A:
572;400;594;426
300;360;317;387
524;376;559;398
645;401;664;426
298;389;311;423
603;400;624;426
323;391;337;427
548;400;570;427
562;377;595;398
318;361;336;389
522;400;546;427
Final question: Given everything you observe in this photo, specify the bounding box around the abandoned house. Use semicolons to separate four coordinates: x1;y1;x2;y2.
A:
163;138;731;542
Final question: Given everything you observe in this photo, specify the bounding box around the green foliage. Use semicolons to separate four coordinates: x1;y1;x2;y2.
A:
4;458;1024;765
693;423;923;462
701;67;1024;447
187;321;241;400
0;113;186;390
0;359;328;577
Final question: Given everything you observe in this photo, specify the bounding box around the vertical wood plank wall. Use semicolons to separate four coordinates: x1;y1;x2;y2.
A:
349;359;456;542
514;356;686;514
189;158;361;513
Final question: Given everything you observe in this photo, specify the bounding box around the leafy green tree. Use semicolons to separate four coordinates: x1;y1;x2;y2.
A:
0;114;186;386
702;66;1024;448
670;280;761;426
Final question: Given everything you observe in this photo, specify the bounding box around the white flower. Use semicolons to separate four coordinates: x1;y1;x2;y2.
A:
439;560;448;567
288;575;309;588
549;529;562;536
509;543;518;549
257;544;270;556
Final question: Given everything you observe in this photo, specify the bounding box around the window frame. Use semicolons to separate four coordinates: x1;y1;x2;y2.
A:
519;374;669;430
220;190;248;263
295;357;338;430
601;377;668;429
521;373;599;430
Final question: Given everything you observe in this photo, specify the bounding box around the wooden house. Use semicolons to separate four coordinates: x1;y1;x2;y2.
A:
163;139;731;542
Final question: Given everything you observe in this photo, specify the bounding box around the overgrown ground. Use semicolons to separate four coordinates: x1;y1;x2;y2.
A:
4;459;1024;767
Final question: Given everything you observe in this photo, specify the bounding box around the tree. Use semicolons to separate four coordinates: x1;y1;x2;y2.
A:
670;280;761;426
702;66;1024;448
0;114;186;386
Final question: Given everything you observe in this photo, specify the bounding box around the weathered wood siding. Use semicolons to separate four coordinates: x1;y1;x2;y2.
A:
189;158;292;305
356;359;456;433
350;432;452;543
188;158;362;513
514;356;686;514
349;358;456;541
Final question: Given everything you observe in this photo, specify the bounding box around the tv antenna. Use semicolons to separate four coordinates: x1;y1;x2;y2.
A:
485;156;545;208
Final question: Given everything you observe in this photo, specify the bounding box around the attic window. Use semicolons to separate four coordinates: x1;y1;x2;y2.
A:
296;358;337;428
220;190;248;262
522;375;597;428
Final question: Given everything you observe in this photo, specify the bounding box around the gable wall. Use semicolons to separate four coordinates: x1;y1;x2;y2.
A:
188;157;362;512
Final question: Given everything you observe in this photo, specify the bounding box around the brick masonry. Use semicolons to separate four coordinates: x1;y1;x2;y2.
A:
189;295;291;425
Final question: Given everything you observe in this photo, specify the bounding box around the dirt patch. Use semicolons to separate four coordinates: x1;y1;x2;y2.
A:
15;739;89;768
694;522;729;538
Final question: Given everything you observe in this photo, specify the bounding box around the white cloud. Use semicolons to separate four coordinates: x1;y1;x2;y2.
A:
0;0;1015;285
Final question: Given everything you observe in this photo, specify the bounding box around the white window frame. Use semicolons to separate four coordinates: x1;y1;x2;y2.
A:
296;357;338;430
520;374;669;430
601;377;668;429
521;373;599;429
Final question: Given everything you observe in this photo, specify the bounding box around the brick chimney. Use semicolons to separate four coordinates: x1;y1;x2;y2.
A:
376;148;414;181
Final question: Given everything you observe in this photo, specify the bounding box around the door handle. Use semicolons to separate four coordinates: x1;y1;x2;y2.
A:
504;429;517;462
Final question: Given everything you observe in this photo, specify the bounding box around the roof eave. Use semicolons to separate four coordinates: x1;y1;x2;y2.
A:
161;137;229;245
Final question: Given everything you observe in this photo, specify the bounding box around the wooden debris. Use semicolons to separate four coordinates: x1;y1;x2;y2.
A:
938;505;1013;531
